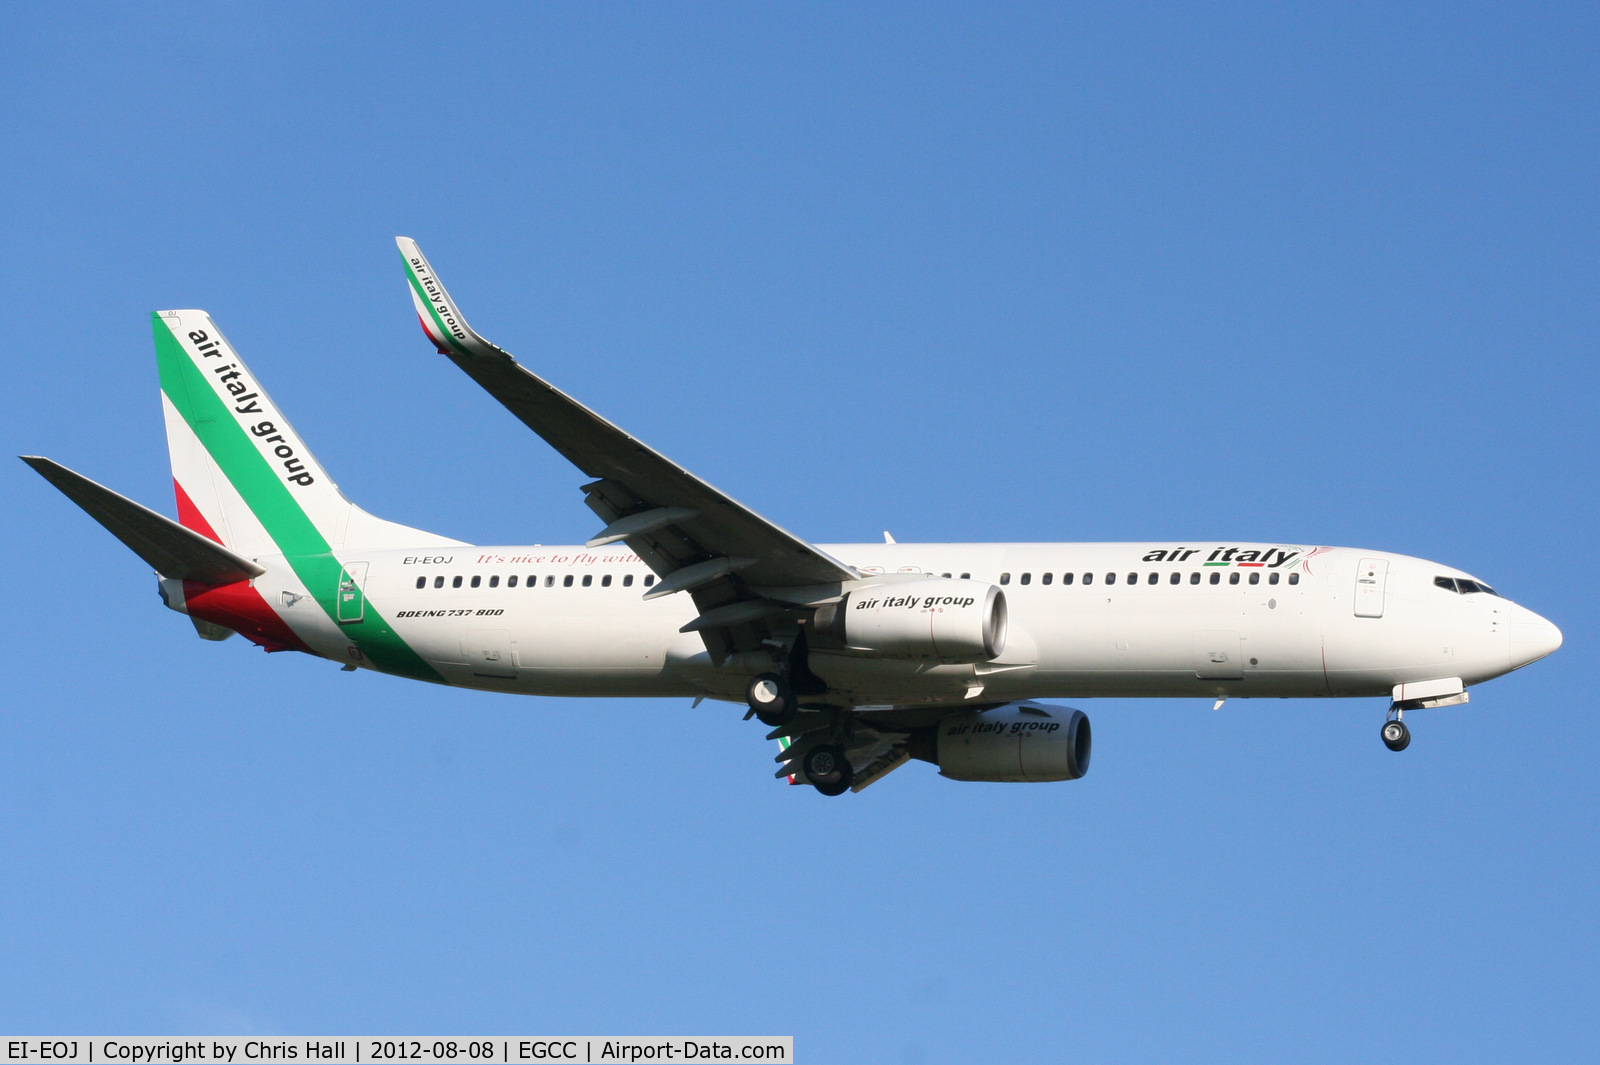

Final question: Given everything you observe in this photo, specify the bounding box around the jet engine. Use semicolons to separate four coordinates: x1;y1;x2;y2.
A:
812;578;1007;663
913;702;1092;782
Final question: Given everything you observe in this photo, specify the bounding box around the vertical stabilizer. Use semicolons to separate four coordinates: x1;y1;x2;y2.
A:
153;310;462;554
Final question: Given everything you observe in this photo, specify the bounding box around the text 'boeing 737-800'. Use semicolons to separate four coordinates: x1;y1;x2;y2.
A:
23;239;1563;795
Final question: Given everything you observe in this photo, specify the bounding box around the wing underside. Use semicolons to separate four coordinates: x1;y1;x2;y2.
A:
396;237;859;663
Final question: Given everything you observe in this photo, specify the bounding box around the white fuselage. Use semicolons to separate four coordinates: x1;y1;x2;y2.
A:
252;541;1562;708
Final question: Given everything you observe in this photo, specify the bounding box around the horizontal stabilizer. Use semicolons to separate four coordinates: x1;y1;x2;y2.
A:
21;456;265;585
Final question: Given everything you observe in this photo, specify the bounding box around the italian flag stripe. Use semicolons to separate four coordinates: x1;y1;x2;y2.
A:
153;314;443;683
401;253;470;357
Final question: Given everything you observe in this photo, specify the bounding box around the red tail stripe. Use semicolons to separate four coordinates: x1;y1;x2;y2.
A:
182;579;315;654
173;478;225;544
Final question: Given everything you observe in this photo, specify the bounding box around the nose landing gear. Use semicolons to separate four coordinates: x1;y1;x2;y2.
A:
1382;706;1411;752
1379;684;1469;751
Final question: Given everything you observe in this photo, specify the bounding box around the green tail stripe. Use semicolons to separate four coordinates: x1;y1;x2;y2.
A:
153;314;443;683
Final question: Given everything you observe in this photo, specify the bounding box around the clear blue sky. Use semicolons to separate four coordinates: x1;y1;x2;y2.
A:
4;3;1596;1060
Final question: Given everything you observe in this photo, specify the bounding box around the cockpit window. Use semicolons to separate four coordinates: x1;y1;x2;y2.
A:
1435;575;1500;596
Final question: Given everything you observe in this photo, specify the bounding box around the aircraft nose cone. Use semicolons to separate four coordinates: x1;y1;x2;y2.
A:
1510;609;1563;668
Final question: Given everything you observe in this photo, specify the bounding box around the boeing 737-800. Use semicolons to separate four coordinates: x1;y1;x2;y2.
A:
23;238;1563;795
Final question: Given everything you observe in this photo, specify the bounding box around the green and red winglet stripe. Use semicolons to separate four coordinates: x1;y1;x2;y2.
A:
397;238;492;359
402;259;469;355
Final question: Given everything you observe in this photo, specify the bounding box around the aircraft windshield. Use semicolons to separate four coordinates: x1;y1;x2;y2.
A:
1435;575;1499;596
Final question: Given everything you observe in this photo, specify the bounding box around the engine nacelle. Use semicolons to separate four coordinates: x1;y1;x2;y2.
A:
928;703;1091;782
814;579;1007;663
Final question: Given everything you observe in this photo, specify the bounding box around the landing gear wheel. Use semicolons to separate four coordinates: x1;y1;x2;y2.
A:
803;744;854;796
1382;719;1411;752
746;673;796;727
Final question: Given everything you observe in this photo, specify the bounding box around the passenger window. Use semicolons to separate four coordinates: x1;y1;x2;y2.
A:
602;574;612;587
508;575;518;588
1042;572;1053;585
434;576;444;589
1169;572;1180;585
452;576;463;589
1434;576;1458;592
415;577;426;589
644;575;655;587
960;572;971;580
1062;572;1074;585
1268;572;1279;585
1127;572;1137;585
1248;572;1259;585
1190;572;1200;584
471;575;482;588
1288;573;1300;585
1000;573;1011;585
582;575;593;587
1147;572;1158;585
623;574;634;587
545;575;555;587
1105;572;1116;585
1020;573;1031;585
942;572;952;578
563;575;574;587
489;575;499;588
1083;573;1093;585
1209;572;1220;585
1229;572;1240;585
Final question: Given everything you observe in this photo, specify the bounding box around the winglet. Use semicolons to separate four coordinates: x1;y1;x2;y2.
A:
396;237;501;359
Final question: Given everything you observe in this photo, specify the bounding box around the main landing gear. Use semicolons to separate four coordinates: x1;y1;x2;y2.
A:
1382;707;1411;752
802;744;854;796
746;672;796;727
746;635;852;794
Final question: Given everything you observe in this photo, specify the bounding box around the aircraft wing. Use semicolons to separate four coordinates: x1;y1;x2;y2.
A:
396;238;858;659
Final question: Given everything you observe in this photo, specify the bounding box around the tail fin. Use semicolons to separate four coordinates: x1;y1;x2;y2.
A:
153;310;463;555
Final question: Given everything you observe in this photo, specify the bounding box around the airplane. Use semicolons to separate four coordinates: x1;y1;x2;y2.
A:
22;238;1564;796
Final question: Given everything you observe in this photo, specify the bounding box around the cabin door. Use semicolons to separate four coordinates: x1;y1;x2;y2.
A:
1354;557;1389;618
336;562;368;624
